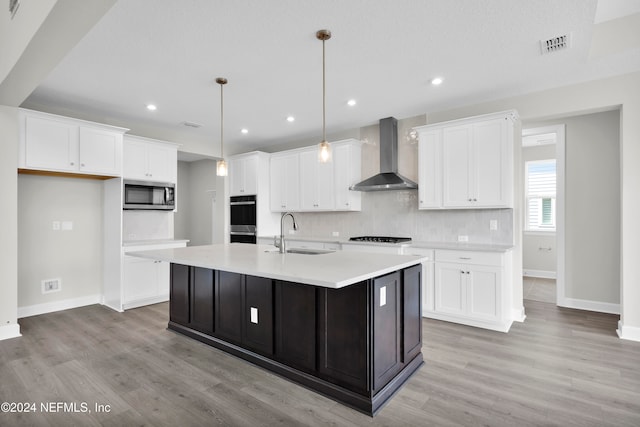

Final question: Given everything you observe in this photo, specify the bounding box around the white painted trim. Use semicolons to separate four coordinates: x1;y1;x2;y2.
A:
122;294;169;310
423;310;513;333
18;294;101;318
558;297;620;315
617;321;640;342
511;307;527;322
523;269;557;279
0;324;21;341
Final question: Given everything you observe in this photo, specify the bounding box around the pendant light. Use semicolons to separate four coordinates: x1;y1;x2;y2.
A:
317;29;332;163
216;77;228;176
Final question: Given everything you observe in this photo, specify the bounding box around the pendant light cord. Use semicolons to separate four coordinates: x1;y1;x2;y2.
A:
322;37;326;143
220;82;224;159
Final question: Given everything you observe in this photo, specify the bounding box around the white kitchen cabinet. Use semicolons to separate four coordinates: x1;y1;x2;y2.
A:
403;247;435;316
414;110;517;210
417;130;442;209
19;109;127;177
229;154;258;196
269;139;361;213
121;241;187;310
123;135;178;183
270;151;300;211
429;249;511;332
123;256;170;308
333;140;362;211
299;148;334;211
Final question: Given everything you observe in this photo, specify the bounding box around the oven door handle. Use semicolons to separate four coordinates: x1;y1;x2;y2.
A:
230;201;256;206
229;231;257;236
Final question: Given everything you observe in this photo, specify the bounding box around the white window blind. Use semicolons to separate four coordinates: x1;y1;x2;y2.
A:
525;159;556;231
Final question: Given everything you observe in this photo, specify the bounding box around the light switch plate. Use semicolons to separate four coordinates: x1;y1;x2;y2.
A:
458;235;469;242
490;220;498;230
62;221;73;231
250;307;258;324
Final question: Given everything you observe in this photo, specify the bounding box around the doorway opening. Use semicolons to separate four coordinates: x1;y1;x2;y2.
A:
521;124;565;304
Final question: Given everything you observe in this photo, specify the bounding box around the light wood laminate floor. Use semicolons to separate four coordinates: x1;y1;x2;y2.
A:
1;300;639;426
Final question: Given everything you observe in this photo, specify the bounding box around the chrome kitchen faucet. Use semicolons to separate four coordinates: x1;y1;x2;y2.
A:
275;212;298;253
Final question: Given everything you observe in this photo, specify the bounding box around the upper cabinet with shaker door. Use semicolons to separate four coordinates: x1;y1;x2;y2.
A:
123;135;178;183
414;110;517;210
229;153;259;196
333;139;362;211
270;151;300;212
269;139;362;213
299;148;334;211
19;109;128;177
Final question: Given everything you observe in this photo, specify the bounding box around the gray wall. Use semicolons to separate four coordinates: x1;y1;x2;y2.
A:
526;110;621;304
18;175;103;308
175;159;221;245
522;143;557;275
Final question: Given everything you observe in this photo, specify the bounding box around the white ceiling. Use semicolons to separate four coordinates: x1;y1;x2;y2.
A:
21;0;640;158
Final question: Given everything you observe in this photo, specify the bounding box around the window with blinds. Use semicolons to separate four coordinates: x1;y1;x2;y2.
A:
525;159;556;231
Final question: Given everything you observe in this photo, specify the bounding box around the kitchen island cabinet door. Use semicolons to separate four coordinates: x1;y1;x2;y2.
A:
402;265;422;362
318;282;369;393
274;281;316;372
243;276;273;356
170;264;190;326
372;272;402;392
190;267;214;335
215;271;243;344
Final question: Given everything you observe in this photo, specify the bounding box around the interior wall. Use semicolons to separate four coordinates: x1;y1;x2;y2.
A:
174;161;191;241
526;110;620;305
17;174;103;309
175;159;218;246
522;143;557;276
0;106;19;338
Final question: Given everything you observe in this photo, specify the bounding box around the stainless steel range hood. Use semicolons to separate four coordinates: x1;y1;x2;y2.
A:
350;117;418;191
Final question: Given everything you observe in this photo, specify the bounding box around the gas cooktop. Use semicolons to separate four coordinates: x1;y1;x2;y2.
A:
349;236;412;244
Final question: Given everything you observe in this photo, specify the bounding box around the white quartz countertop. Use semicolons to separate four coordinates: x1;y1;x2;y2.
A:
127;243;427;289
409;241;514;252
123;239;190;247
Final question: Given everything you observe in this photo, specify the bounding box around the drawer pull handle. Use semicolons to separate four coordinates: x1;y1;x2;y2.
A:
459;257;471;260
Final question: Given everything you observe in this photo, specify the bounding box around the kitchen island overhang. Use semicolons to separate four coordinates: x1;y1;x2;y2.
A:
128;244;427;416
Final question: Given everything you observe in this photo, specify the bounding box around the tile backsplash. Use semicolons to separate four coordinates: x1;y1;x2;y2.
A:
290;191;513;244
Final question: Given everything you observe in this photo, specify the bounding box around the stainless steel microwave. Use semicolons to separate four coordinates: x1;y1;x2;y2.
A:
123;180;175;210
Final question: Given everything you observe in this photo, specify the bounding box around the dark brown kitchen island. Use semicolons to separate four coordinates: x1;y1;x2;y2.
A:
129;244;425;416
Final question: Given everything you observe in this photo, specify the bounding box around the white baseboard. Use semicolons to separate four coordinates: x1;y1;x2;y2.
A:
0;323;21;341
617;321;640;342
558;297;620;315
122;294;169;310
512;307;527;322
18;294;102;318
523;269;556;279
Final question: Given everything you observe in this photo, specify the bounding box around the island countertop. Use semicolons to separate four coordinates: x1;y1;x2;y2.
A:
128;243;427;289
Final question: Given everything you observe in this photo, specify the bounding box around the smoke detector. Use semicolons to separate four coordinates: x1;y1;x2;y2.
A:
540;33;571;54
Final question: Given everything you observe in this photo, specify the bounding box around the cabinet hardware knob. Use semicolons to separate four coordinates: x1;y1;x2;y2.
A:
460;270;465;274
81;163;85;167
70;162;75;166
473;198;477;202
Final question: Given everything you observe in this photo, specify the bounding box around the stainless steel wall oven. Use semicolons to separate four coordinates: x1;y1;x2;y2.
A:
230;195;257;243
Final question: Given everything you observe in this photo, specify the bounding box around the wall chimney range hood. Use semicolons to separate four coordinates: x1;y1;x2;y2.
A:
350;117;418;191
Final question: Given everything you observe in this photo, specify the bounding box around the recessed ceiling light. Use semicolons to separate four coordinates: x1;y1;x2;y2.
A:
431;77;443;86
286;116;295;122
146;104;157;111
347;99;357;106
241;128;249;134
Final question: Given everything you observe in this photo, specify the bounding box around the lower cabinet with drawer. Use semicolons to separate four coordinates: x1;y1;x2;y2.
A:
427;249;513;332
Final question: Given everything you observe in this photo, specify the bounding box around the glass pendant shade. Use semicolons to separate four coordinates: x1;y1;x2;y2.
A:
216;159;228;176
318;140;332;163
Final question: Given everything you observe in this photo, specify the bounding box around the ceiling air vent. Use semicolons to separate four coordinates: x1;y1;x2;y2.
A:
181;121;202;128
540;33;571;54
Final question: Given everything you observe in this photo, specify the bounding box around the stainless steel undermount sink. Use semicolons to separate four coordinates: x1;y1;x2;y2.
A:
264;248;335;255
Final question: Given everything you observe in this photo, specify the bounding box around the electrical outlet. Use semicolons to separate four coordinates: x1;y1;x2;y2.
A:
288;229;295;235
458;235;469;242
42;278;62;294
490;220;498;230
332;231;339;237
52;221;60;231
